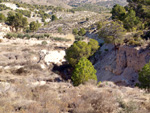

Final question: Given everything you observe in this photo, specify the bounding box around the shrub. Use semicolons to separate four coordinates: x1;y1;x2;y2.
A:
138;62;150;90
72;57;97;86
24;34;31;39
15;9;31;18
41;41;48;45
88;39;100;55
58;27;62;33
51;15;58;21
127;39;141;46
0;4;10;11
78;28;86;36
75;35;85;41
5;33;17;39
17;33;24;39
44;33;50;38
72;28;78;35
96;22;103;30
29;21;40;32
35;34;44;39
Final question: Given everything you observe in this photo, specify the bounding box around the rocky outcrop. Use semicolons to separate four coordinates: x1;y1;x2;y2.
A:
115;46;150;75
95;44;150;86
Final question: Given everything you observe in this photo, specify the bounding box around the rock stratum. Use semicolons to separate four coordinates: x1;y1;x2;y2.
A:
94;44;150;86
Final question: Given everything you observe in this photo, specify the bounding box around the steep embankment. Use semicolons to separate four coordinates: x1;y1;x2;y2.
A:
94;44;150;86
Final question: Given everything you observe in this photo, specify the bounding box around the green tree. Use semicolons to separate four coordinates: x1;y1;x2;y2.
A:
65;41;91;67
78;28;86;36
96;22;103;30
72;57;97;86
123;10;141;31
99;21;126;46
7;12;15;31
7;12;28;32
29;21;40;32
138;62;150;90
112;4;126;21
72;28;78;35
51;15;58;21
88;39;99;55
65;39;99;66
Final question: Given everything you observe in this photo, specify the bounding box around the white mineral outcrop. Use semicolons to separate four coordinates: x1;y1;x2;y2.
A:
44;50;66;65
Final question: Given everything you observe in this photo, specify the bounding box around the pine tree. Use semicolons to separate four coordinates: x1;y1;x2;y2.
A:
138;62;150;90
72;57;97;86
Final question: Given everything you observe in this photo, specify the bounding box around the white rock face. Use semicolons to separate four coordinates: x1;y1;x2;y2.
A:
95;44;150;86
44;50;66;65
31;81;46;87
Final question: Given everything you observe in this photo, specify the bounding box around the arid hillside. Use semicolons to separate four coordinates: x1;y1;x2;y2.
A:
14;0;127;8
0;37;149;113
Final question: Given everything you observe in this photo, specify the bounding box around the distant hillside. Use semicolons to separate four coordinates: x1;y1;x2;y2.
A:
13;0;127;9
12;0;72;9
68;0;128;8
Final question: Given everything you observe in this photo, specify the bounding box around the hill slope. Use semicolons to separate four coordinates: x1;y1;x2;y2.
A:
14;0;127;8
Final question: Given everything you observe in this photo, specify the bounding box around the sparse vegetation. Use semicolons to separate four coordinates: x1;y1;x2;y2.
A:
0;13;6;22
15;9;31;18
78;28;86;36
0;1;150;113
51;15;58;21
0;4;10;11
99;21;126;46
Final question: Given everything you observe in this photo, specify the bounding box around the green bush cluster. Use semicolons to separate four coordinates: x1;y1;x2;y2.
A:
58;27;62;33
72;28;86;36
5;33;71;41
51;15;58;21
13;1;64;12
65;39;99;67
6;12;28;32
41;41;48;45
99;21;126;46
15;9;31;18
0;4;10;11
111;1;150;31
29;21;41;32
38;10;50;22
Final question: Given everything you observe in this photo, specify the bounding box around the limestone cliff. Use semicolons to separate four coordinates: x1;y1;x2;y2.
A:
94;44;150;86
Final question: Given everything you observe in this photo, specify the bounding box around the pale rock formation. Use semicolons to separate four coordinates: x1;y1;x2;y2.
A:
95;44;150;86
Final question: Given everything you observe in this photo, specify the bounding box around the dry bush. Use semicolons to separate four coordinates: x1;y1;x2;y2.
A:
0;39;3;43
65;85;119;113
142;102;150;112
